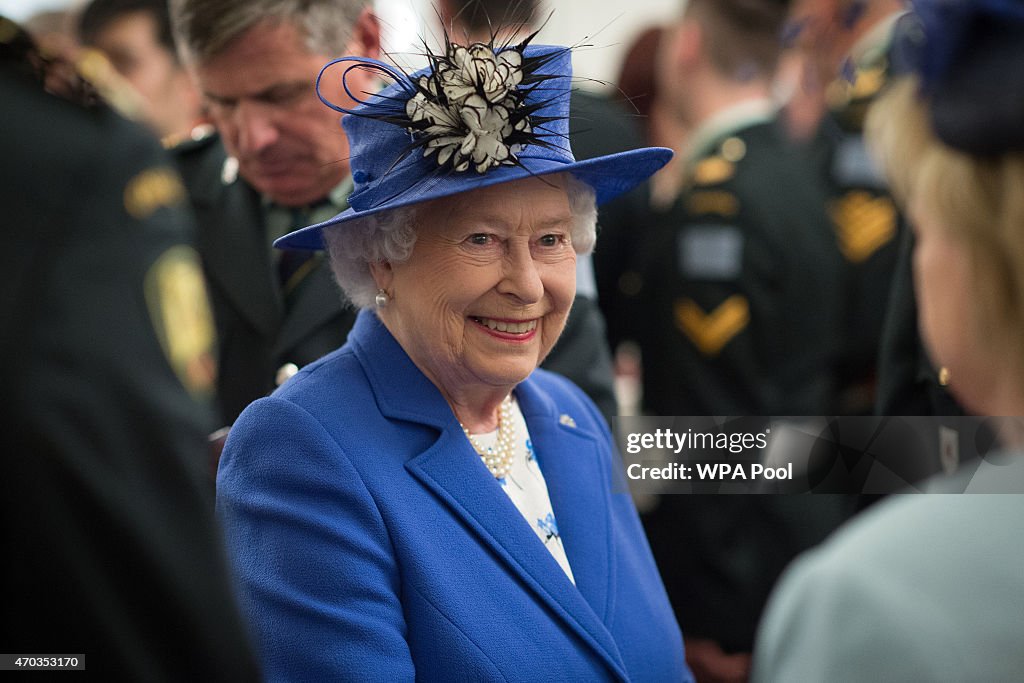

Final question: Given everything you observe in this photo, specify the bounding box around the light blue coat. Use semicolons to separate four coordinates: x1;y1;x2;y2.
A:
218;310;691;682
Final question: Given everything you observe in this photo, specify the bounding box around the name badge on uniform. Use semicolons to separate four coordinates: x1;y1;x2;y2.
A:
833;135;885;189
677;225;743;281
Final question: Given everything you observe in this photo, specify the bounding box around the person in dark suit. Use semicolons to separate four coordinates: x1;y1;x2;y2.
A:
789;0;970;481
167;0;379;426
217;39;690;680
629;2;853;680
635;0;843;418
787;0;911;415
0;18;258;680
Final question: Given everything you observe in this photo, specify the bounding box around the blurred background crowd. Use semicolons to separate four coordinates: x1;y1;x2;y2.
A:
4;0;1021;680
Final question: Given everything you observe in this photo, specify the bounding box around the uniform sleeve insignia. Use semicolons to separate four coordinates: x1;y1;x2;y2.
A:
124;166;187;219
830;190;897;263
687;191;739;217
674;295;750;356
692;156;735;186
144;246;217;397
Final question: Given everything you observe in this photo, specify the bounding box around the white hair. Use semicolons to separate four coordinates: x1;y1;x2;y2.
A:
324;174;598;309
170;0;368;64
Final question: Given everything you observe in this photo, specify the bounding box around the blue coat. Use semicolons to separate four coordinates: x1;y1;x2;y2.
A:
218;310;690;682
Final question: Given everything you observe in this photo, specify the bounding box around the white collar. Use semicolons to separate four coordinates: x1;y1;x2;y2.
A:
685;98;778;166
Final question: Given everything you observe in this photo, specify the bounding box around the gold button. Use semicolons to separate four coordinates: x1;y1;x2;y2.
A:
276;363;299;386
720;137;746;163
938;367;950;386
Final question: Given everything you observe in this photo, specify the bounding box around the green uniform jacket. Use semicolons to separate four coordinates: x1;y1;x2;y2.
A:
173;134;358;425
1;66;259;680
635;119;844;417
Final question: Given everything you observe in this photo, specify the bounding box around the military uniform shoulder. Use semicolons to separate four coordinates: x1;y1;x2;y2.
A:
684;133;756;219
827;53;891;132
168;124;220;157
4;74;163;190
167;126;239;192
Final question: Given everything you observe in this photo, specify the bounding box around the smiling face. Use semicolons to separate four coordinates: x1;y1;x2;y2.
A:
193;19;375;206
375;175;578;405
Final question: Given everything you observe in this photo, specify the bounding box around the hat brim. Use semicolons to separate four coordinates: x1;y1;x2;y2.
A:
274;147;672;250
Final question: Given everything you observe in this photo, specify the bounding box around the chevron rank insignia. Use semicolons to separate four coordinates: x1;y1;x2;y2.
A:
830;190;897;263
675;295;750;356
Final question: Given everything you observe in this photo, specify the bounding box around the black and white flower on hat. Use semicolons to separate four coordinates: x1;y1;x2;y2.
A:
407;41;537;173
318;32;565;177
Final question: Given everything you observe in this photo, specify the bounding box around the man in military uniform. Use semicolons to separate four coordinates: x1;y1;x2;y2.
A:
630;2;853;679
166;0;377;426
636;0;844;417
789;0;916;415
1;18;258;679
791;0;968;454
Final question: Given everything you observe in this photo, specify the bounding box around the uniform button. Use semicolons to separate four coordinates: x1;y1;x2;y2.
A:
619;270;643;297
221;156;239;184
276;362;299;386
559;414;577;428
720;137;746;163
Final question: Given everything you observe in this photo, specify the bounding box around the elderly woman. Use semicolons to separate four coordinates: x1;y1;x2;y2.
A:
216;40;691;682
752;2;1024;681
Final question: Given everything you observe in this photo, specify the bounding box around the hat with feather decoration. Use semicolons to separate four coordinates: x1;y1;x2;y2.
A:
276;34;672;250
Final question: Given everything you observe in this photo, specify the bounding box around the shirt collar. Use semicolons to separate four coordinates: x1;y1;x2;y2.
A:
263;176;355;246
850;10;906;67
684;97;777;167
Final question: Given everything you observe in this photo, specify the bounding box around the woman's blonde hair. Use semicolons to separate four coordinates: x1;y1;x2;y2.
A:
867;77;1024;374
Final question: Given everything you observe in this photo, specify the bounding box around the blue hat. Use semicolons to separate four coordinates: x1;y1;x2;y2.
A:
275;42;672;250
892;0;1024;156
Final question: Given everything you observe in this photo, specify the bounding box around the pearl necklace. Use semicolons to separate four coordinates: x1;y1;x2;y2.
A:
461;396;515;479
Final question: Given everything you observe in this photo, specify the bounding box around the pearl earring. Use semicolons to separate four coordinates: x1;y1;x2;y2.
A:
375;288;390;308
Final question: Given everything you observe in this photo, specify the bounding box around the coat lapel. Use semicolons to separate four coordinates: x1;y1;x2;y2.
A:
192;172;282;337
349;311;627;680
516;381;614;626
406;428;628;681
